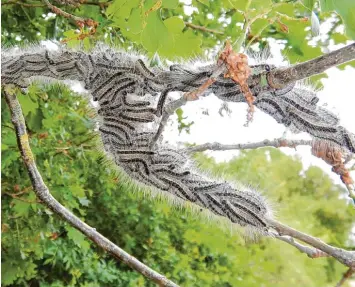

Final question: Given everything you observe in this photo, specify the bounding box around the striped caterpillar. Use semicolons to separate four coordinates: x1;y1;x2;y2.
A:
2;43;354;235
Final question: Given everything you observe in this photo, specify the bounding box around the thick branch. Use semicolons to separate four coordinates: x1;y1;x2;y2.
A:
186;138;312;153
184;22;224;35
268;43;355;89
4;87;179;287
268;219;355;267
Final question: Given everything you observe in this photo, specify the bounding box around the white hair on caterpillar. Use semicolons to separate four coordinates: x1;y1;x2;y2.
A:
3;41;354;239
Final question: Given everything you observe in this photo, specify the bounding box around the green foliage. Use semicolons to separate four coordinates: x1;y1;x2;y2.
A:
301;0;355;39
302;0;316;10
176;108;194;134
3;0;354;60
319;0;355;39
106;0;202;58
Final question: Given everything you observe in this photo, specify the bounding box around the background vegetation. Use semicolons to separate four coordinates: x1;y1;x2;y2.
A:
1;0;355;286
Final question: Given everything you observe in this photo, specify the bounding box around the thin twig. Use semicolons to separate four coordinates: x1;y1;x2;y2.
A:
1;0;45;6
151;96;187;146
184;64;226;101
186;138;312;153
245;22;271;50
275;235;329;259
3;86;179;287
1;0;111;7
267;219;355;267
3;192;42;203
43;0;84;22
184;22;224;35
311;141;355;201
52;0;82;7
335;267;355;287
42;0;97;29
232;2;283;51
82;0;111;7
2;123;15;130
152;64;226;146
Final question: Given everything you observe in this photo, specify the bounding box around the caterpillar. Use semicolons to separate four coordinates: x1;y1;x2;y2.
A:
2;43;354;234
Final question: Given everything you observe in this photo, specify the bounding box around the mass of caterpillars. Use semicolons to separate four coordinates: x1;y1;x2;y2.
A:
2;45;355;232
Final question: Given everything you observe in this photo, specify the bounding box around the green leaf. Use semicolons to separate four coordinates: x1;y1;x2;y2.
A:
319;0;334;10
141;10;170;53
332;32;348;44
196;0;210;7
69;184;86;198
222;0;248;10
127;8;144;34
176;108;183;118
164;16;185;33
250;0;273;10
175;108;194;134
302;0;315;10
66;227;91;252
82;37;91;51
320;0;355;39
12;200;31;217
162;0;179;9
162;16;202;58
1;151;19;170
17;94;38;116
106;0;140;26
62;30;80;48
106;0;131;18
27;108;43;131
42;116;56;129
1;262;18;285
2;143;9;151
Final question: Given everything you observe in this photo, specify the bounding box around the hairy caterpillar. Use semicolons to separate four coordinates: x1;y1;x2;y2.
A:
2;43;354;235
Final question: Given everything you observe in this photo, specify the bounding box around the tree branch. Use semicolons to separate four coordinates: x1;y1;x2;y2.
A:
186;138;312;153
81;0;111;7
42;0;98;30
152;95;188;146
275;235;329;259
42;0;84;22
311;141;355;201
184;22;224;35
335;267;355;287
1;0;111;7
152;64;226;146
3;86;179;287
1;0;45;6
3;192;42;204
267;219;355;267
267;43;355;89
